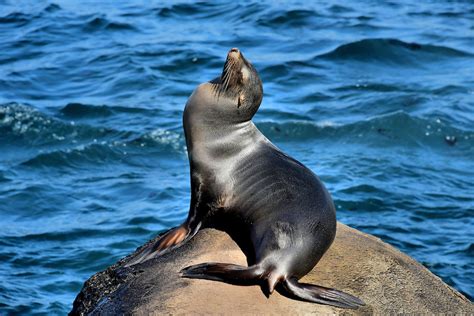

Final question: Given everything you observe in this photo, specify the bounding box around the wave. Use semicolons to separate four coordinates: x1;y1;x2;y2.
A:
257;111;474;150
0;103;117;146
82;16;137;32
1;103;185;168
0;171;11;183
257;9;319;28
59;103;157;118
20;127;185;168
19;127;184;169
0;4;61;28
0;12;32;25
155;2;237;20
319;38;471;65
19;11;136;33
20;143;125;169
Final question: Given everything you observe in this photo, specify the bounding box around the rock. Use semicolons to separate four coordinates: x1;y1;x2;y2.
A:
70;223;473;315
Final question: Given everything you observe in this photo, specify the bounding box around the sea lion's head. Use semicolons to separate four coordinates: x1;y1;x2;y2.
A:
212;48;263;122
184;49;263;129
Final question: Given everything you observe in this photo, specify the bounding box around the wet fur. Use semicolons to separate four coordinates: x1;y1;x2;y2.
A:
128;48;365;309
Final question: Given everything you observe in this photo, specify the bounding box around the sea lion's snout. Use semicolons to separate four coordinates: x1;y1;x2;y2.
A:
228;47;240;58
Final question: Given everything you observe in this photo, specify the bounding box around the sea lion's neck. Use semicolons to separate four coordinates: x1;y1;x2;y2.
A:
183;83;264;166
184;119;263;166
183;117;264;207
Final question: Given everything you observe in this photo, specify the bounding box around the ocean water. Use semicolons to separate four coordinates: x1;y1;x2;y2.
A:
0;0;473;313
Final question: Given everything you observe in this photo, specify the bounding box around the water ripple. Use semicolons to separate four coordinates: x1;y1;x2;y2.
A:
0;1;473;313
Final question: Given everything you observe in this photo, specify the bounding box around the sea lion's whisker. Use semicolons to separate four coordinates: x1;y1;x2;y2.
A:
225;60;238;89
223;70;232;91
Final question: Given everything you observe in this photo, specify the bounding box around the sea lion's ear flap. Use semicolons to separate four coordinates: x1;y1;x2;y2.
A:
237;96;242;108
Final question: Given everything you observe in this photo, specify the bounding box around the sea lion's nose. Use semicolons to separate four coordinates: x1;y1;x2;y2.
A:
230;47;239;53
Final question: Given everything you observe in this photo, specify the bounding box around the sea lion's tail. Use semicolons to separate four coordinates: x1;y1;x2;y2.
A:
281;278;365;309
181;263;365;309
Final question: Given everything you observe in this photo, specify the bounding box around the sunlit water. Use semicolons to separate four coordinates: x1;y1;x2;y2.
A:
0;1;473;313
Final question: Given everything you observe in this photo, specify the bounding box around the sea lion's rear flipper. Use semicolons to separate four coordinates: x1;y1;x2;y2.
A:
181;263;262;286
281;278;365;309
125;222;201;267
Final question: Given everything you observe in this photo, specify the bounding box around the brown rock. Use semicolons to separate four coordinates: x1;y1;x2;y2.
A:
70;223;473;315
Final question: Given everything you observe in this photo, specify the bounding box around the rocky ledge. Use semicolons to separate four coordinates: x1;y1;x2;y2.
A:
70;223;472;315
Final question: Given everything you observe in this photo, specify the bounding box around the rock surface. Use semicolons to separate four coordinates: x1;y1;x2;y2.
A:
70;223;472;315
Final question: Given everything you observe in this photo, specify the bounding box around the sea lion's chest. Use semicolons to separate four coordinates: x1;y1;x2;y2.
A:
193;154;241;210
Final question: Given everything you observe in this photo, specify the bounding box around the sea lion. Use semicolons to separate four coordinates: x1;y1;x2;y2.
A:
127;48;364;309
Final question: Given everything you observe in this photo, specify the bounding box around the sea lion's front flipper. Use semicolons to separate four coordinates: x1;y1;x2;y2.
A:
281;278;365;309
181;262;262;286
125;222;201;267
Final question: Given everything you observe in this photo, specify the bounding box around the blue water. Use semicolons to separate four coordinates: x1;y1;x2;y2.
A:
1;0;473;313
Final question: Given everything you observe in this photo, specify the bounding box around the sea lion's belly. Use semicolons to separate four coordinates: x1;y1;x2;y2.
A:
226;144;334;223
219;144;337;271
